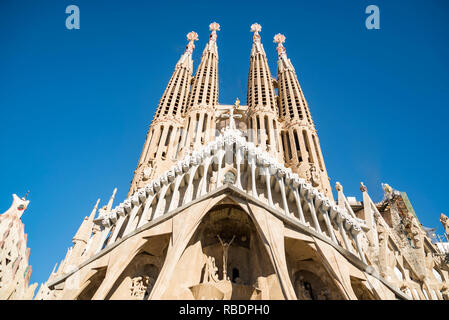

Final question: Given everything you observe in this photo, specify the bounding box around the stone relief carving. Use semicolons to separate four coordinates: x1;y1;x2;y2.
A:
306;164;320;187
402;212;423;249
130;275;155;300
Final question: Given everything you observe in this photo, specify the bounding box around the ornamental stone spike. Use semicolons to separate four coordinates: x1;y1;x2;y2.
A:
106;188;117;213
89;198;101;220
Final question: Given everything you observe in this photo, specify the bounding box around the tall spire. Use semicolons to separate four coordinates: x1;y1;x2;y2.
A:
129;32;200;195
246;23;282;159
274;33;332;199
153;31;199;119
274;34;313;125
186;22;220;111
179;22;221;154
247;23;276;112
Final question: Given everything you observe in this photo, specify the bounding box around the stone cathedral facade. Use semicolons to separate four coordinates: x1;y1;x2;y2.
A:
28;23;449;300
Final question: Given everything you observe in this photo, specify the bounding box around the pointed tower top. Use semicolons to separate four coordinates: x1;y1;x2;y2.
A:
209;22;220;42
106;188;117;212
250;23;262;42
176;31;198;70
273;33;287;57
89;198;100;220
185;31;198;54
201;22;220;56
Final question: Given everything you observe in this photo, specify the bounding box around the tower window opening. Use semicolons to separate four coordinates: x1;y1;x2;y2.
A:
165;126;172;147
286;131;293;160
293;130;302;162
302;130;313;164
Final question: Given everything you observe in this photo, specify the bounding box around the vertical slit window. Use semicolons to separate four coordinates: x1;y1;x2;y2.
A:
302;130;313;163
286;131;293;160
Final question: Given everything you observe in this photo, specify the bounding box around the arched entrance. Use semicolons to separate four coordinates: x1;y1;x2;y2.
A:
162;202;284;299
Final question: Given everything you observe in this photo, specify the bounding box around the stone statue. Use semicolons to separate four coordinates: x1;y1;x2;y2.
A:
130;275;155;300
402;212;423;249
209;176;216;192
217;234;235;281
308;164;320;187
202;256;219;283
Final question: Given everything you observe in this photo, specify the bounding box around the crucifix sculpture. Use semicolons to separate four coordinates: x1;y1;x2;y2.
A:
220;98;243;130
217;234;235;281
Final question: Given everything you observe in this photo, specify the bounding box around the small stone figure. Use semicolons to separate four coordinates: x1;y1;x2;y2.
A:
130;275;155;300
202;256;219;283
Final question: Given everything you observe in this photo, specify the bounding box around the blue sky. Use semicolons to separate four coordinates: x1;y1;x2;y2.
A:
1;0;448;286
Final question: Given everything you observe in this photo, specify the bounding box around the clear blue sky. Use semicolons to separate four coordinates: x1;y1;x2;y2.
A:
1;0;448;286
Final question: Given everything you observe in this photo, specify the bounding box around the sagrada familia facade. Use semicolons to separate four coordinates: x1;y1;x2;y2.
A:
2;23;449;300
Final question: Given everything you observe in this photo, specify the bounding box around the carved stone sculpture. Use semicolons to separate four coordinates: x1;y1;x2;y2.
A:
130;275;155;300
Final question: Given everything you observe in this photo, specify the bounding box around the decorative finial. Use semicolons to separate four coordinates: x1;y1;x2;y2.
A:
250;23;262;42
234;98;240;108
273;33;286;57
185;31;198;54
209;22;220;32
360;182;367;192
209;22;220;42
335;181;342;192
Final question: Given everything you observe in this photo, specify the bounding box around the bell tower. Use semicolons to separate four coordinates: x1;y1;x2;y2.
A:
246;23;283;162
274;33;333;199
178;22;221;156
129;32;199;196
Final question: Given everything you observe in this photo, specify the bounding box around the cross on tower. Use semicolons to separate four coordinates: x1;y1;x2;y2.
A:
220;98;243;130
